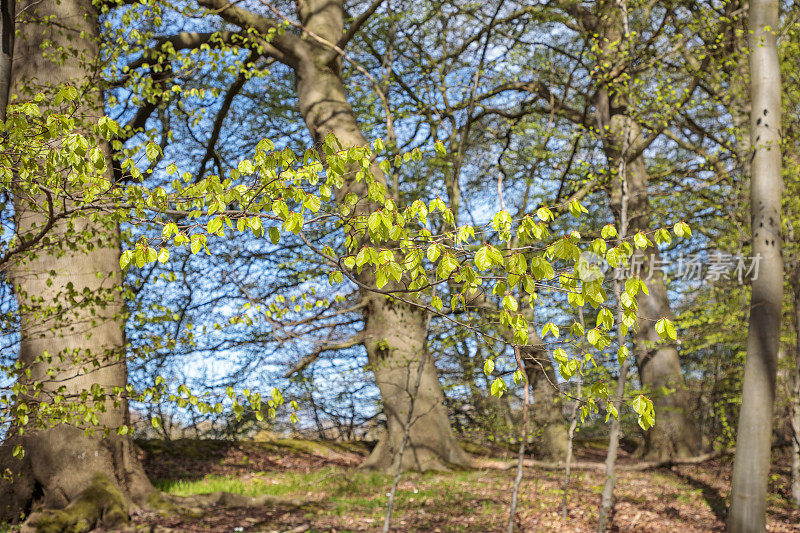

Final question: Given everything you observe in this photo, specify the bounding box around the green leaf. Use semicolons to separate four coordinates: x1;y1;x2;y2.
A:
502;294;518;312
120;250;133;270
536;206;554;222
541;322;560;339
269;227;280;245
490;377;506;398
601;224;618;239
303;194;321;213
673;221;692;238
605;401;618;422
190;234;204;254
631;395;655;431
655;318;677;341
483;359;495;376
145;142;161;162
634;232;652;249
474;245;492;271
654;228;672;245
568;198;588;218
238;159;255;175
558;359;578;380
427;243;441;263
596;308;614;330
530;256;555;280
207;217;223;235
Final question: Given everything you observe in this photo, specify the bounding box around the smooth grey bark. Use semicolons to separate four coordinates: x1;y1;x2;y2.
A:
294;0;469;472
593;2;699;460
727;0;783;530
195;0;469;471
0;0;152;526
381;350;426;532
622;148;700;460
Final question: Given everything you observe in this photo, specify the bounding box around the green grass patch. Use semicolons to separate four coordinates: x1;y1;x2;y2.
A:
153;466;507;519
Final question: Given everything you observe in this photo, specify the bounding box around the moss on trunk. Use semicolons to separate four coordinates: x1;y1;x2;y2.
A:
21;474;127;533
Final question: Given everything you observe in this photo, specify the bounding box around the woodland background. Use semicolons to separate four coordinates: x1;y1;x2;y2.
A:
0;0;798;531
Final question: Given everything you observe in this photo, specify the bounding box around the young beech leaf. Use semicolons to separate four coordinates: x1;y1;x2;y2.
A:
601;224;618;239
655;317;677;341
490;377;506;398
269;227;280;245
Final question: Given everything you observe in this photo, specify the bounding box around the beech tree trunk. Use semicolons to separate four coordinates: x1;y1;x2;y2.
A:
600;123;701;462
0;0;13;120
521;343;568;460
622;146;700;460
291;0;469;471
728;0;783;530
791;270;800;506
0;0;152;526
594;6;699;459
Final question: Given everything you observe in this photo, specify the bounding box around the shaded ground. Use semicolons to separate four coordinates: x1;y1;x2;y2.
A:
119;438;800;532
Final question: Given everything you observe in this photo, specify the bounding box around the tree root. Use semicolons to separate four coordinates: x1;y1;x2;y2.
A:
20;474;128;533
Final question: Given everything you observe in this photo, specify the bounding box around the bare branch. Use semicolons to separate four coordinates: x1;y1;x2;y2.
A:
284;333;365;377
324;0;385;64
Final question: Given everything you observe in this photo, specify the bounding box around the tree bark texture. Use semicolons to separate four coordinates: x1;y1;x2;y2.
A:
0;0;152;526
728;0;783;530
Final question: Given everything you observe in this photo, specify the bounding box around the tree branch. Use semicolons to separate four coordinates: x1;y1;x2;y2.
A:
284;333;365;377
322;0;385;65
197;0;308;66
197;51;265;182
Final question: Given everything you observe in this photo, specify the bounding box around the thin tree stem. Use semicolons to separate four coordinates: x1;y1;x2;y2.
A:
507;346;530;533
382;351;428;533
562;306;585;520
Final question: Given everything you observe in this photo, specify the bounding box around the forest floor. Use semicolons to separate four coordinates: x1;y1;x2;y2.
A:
119;438;800;532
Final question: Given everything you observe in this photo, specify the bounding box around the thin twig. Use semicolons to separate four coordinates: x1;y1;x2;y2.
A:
382;346;428;532
507;346;530;533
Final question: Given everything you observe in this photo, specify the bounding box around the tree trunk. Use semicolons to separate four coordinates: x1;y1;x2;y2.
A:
596;65;700;460
292;0;469;471
0;0;152;526
522;345;568;460
791;271;800;506
727;0;783;530
0;0;13;120
623;149;700;460
359;297;469;471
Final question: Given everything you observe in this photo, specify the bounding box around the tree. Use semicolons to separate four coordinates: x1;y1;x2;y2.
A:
728;0;784;530
187;0;472;471
557;0;705;460
0;0;152;526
